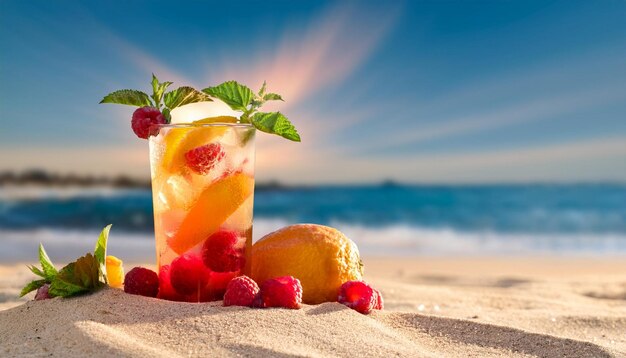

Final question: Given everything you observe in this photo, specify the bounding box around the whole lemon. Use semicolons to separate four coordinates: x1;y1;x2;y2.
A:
251;224;363;304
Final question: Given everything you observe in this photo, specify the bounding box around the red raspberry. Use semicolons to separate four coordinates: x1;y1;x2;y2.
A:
34;284;51;300
124;267;159;298
185;143;225;174
131;107;166;139
205;271;237;300
251;293;264;308
169;253;210;295
338;281;377;314
197;271;237;302
373;288;384;310
157;265;186;301
202;230;245;272
223;275;259;307
257;276;302;309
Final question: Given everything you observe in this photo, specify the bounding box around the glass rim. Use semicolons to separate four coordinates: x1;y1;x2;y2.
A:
155;122;254;129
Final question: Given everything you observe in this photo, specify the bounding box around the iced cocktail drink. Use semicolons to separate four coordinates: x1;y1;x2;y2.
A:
149;122;255;302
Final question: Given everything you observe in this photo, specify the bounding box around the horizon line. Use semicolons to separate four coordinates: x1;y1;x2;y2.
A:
1;170;625;189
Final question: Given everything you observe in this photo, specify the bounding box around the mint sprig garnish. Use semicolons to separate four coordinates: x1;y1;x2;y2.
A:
100;75;300;142
251;112;300;142
164;86;212;109
100;89;152;107
150;74;172;109
203;81;300;142
203;80;253;112
20;225;113;298
256;80;284;102
100;74;212;123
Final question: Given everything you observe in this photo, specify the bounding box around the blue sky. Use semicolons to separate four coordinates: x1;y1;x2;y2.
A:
1;0;625;183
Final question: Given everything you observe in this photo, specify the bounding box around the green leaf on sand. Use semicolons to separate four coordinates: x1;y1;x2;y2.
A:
28;265;46;278
20;243;57;297
38;243;57;279
20;224;115;299
49;253;104;297
202;81;253;112
20;279;47;297
251;112;301;142
164;86;213;110
94;224;111;284
100;89;152;107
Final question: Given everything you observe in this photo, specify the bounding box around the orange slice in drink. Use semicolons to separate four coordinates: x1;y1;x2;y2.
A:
167;172;254;255
160;116;238;174
221;195;254;233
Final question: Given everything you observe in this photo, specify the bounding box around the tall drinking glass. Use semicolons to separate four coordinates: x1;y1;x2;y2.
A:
148;122;255;302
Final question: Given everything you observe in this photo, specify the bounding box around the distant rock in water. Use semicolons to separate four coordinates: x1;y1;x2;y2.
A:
380;179;402;188
0;169;150;189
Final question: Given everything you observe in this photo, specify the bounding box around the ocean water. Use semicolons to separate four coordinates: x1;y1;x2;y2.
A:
1;184;625;261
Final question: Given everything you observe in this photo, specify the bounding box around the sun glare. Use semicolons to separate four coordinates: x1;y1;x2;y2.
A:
169;101;239;124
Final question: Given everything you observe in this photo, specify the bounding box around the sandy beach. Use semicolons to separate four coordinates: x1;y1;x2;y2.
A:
1;257;625;357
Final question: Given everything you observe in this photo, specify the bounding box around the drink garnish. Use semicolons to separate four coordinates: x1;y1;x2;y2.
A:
203;81;300;142
100;75;301;141
100;74;213;138
100;74;212;124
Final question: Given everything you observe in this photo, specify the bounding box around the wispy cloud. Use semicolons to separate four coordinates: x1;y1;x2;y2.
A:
102;1;399;112
213;2;400;109
353;83;626;154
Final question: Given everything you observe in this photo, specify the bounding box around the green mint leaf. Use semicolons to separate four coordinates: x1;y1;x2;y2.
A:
164;86;213;110
263;93;283;101
151;74;160;96
38;243;57;279
162;108;172;123
93;224;111;285
251;112;301;142
151;74;161;105
258;81;267;97
150;74;173;108
28;265;46;278
250;98;264;109
100;89;152;107
49;253;103;298
202;81;253;112
20;279;47;297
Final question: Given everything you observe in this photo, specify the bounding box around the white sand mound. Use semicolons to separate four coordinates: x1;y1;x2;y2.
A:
0;288;619;357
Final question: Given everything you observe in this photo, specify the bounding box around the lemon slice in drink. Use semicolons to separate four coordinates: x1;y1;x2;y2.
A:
160;116;238;174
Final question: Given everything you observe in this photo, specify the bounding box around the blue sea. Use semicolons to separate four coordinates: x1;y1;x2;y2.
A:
1;184;625;262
